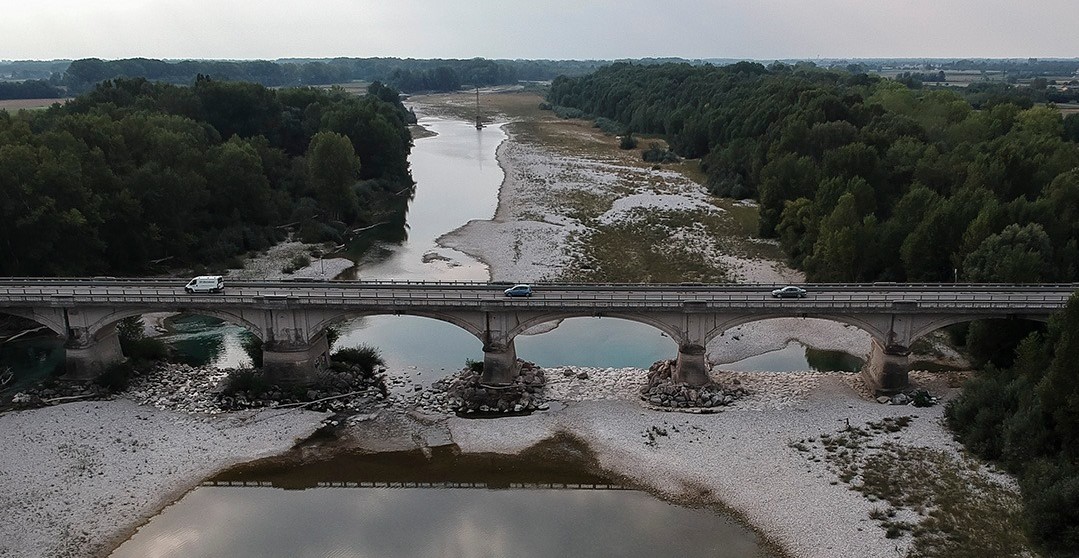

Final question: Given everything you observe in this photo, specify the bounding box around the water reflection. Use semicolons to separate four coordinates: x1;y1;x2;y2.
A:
110;446;774;558
341;116;504;282
721;341;865;372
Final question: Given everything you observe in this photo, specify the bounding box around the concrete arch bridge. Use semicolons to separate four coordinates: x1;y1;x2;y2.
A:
0;279;1073;394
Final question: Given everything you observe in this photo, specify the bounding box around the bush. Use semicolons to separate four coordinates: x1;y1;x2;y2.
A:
594;117;624;135
281;254;311;274
618;132;638;150
642;142;679;163
241;336;263;368
1021;458;1079;555
551;105;588;119
220;368;271;397
123;338;170;362
332;344;385;374
94;362;135;392
465;358;484;372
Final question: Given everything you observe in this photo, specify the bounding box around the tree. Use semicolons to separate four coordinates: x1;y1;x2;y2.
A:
306;131;360;221
962;223;1053;283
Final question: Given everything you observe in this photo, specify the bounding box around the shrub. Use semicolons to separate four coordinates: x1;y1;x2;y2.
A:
465;358;484;372
241;336;263;368
594;117;624;135
124;338;170;362
219;368;271;397
94;362;135;392
618;132;638;150
332;344;385;374
642;142;679;163
551;105;588;119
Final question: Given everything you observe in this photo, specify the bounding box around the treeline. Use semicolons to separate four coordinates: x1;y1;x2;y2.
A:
0;79;61;100
0;77;414;276
947;295;1079;555
547;62;1079;283
54;57;607;96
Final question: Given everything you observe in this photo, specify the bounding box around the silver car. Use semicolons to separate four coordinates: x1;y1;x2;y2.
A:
771;286;807;298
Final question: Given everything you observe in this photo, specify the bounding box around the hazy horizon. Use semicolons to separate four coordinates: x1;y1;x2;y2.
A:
2;1;1077;62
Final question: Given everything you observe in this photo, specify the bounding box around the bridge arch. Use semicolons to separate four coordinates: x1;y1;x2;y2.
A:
704;313;891;348
909;314;1051;344
505;311;685;344
0;309;67;339
309;309;488;344
85;307;267;343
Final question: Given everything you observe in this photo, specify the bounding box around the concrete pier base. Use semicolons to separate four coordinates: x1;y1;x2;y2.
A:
64;328;124;380
861;339;910;395
480;342;520;385
674;344;709;386
262;332;330;387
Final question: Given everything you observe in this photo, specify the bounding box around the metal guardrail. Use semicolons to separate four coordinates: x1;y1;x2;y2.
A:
1;277;1078;291
0;288;1069;313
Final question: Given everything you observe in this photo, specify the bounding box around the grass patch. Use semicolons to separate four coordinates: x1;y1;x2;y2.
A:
791;416;1031;557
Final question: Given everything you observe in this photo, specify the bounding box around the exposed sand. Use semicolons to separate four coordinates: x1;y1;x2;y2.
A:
0;108;999;558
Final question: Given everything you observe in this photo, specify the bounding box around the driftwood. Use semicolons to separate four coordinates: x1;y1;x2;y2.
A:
351;221;391;234
273;390;367;409
42;394;101;404
149;255;174;265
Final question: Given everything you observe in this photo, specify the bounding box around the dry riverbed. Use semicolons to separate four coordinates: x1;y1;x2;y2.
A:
0;90;1024;558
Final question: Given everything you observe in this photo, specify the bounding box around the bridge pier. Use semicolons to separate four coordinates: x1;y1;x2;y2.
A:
480;341;520;385
861;339;910;395
64;326;124;380
261;330;330;387
674;343;709;386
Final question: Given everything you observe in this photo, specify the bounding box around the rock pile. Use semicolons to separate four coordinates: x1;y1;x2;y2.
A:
5;381;108;410
639;360;747;411
431;361;547;414
215;363;389;414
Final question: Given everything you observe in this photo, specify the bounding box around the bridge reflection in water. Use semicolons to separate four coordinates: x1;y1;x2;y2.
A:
111;439;777;558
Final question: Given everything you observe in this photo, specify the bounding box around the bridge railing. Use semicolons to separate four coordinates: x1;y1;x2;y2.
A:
0;288;1069;312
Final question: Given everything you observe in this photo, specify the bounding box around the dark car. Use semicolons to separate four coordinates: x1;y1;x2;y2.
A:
504;284;533;297
771;285;807;298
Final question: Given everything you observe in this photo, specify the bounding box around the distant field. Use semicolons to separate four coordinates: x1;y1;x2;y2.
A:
1058;103;1079;115
0;98;68;110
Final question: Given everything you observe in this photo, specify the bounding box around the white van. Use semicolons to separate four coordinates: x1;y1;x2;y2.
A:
184;275;224;293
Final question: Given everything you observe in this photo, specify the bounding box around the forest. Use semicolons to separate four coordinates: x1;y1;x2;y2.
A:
548;61;1079;555
3;57;608;98
548;62;1079;285
0;77;415;276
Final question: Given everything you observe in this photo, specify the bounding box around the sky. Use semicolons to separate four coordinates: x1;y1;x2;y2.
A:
2;0;1077;61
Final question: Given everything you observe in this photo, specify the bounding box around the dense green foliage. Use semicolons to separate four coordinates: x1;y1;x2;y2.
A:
548;62;1079;282
947;295;1079;556
331;344;385;375
56;57;607;95
0;79;61;100
0;77;414;275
